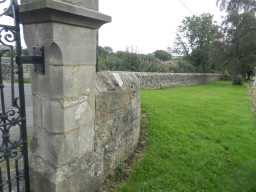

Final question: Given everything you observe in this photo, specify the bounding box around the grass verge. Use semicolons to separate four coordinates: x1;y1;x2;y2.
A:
117;81;256;192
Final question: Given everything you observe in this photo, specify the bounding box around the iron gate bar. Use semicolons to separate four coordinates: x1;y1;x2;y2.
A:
0;0;46;191
16;47;45;74
10;47;15;106
17;56;44;65
14;1;30;191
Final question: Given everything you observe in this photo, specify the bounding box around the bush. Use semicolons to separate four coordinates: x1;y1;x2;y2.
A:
232;75;243;85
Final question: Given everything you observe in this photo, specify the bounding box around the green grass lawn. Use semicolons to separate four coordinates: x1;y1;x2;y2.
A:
117;81;256;192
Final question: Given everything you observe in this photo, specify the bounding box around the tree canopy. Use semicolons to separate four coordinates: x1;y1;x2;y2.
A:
217;0;256;83
174;13;222;73
153;50;172;61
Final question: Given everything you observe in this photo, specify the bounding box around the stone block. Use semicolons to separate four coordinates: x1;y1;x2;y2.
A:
59;0;99;10
24;23;97;67
32;65;96;99
31;124;80;166
30;152;103;192
62;65;96;97
52;23;97;65
20;0;111;28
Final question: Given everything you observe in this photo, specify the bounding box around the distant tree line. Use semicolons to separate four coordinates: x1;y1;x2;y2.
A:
97;47;191;73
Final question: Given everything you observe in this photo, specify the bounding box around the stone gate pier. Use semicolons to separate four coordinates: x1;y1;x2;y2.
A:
20;0;111;191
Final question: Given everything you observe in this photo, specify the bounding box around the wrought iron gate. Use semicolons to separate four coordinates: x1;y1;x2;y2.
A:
0;0;30;191
0;0;44;191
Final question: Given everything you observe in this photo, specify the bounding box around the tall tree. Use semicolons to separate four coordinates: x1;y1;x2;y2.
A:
217;0;256;84
174;13;223;73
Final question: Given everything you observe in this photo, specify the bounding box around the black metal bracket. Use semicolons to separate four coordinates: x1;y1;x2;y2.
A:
16;47;45;74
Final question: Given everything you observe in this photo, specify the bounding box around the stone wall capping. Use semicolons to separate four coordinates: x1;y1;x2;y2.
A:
20;0;111;28
109;72;222;89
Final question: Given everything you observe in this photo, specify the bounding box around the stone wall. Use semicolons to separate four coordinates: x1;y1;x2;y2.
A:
23;71;221;190
95;71;141;178
94;71;222;180
115;72;222;89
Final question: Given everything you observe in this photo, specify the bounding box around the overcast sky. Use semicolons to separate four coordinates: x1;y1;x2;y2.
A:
99;0;224;54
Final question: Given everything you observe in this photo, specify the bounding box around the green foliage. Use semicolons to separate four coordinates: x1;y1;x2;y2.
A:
169;57;197;73
97;47;200;73
117;82;256;192
98;47;180;73
174;14;223;73
115;161;126;182
217;0;256;84
175;59;196;73
153;50;172;61
217;0;256;13
173;1;256;82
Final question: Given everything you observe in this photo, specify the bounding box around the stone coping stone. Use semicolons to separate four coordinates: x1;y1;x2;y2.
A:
20;0;111;29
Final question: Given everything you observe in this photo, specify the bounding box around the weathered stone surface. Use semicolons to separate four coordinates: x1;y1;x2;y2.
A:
20;71;222;191
94;71;222;179
95;71;141;177
22;0;98;10
21;0;111;191
30;152;102;192
118;72;222;89
30;70;142;191
31;65;95;99
20;0;111;28
24;23;98;66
